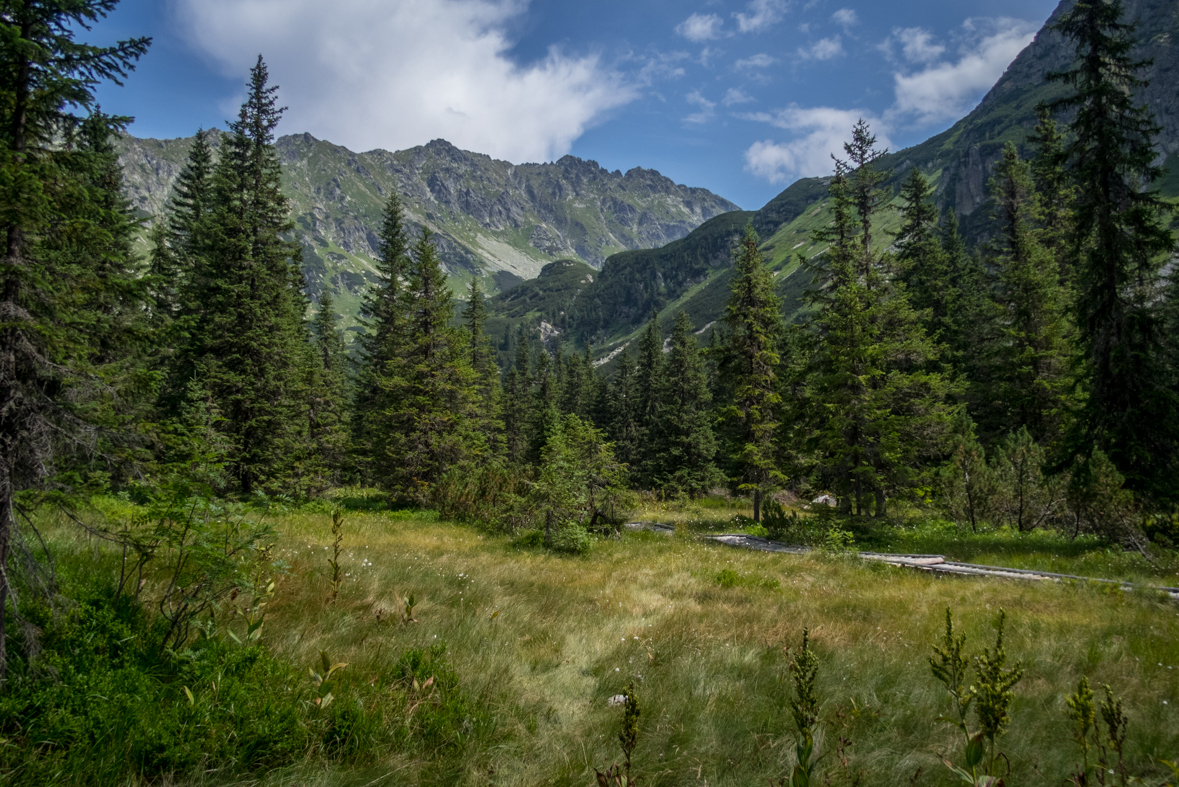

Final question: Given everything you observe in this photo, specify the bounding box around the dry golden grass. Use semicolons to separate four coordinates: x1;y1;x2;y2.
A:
210;506;1179;787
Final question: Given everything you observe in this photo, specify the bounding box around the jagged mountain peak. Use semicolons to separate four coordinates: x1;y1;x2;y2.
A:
116;131;739;327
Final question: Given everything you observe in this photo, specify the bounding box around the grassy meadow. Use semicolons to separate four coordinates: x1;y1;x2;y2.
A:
32;497;1179;787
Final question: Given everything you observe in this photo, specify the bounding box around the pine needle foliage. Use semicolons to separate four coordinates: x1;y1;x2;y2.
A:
984;143;1073;444
0;0;150;679
378;229;478;502
352;191;411;482
802;122;953;517
1046;0;1179;504
655;312;722;495
722;224;783;521
169;57;313;494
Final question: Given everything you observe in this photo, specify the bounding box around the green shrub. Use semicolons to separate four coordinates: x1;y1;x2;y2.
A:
548;521;593;555
0;586;483;785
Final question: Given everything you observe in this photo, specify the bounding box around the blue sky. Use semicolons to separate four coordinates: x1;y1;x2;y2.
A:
90;0;1063;210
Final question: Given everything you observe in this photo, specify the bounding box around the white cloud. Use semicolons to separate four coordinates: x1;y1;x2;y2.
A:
797;36;844;61
722;87;755;106
831;9;858;29
742;106;890;182
742;16;1037;184
676;12;726;43
684;90;717;124
886;27;946;64
635;51;690;84
173;0;638;163
735;53;778;69
735;0;789;34
890;18;1037;124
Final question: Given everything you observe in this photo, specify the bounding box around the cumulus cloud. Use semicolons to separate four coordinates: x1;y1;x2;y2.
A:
172;0;638;163
676;12;726;42
890;18;1037;124
743;16;1036;184
742;106;890;183
735;0;789;34
735;53;778;69
797;36;844;61
722;87;755;106
883;27;946;64
683;90;717;124
831;9;858;30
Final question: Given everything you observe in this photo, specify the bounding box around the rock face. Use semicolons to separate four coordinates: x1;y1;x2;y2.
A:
909;0;1179;223
116;132;740;321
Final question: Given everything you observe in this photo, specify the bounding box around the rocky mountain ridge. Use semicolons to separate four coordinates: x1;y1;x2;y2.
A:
115;132;739;324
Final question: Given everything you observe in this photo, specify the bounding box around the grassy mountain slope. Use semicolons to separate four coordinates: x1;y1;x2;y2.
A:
116;133;739;326
489;0;1179;362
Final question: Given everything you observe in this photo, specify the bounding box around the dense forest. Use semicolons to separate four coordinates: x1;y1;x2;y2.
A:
1;1;1178;785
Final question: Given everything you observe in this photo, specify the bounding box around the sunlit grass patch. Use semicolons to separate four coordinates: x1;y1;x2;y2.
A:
17;502;1179;786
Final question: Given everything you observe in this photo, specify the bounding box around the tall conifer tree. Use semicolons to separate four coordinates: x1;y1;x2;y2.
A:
379;229;477;500
352;191;411;480
1047;0;1178;501
896;169;954;346
308;291;350;486
657;312;722;495
607;346;641;471
634;312;664;487
1027;108;1074;270
463;277;501;455
503;329;532;463
166;128;213;285
803;123;952;516
983;143;1072;444
0;0;149;676
940;210;991;388
722;225;783;522
172;57;312;493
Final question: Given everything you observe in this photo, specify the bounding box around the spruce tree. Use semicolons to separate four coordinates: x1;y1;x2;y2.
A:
896;168;954;345
147;221;179;319
171;57;312;493
722;225;783;521
529;345;559;462
657;312;722;495
352;190;411;481
634;312;664;487
503;328;532;463
1047;0;1178;502
803;123;953;517
0;0;149;677
984;143;1072;444
559;346;595;421
308;291;350;487
607;346;641;471
151;129;214;374
462;277;501;455
166;128;214;282
940;210;991;388
379;229;478;500
1026;108;1074;270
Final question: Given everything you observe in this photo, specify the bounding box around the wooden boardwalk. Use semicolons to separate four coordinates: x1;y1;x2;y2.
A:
623;522;1179;601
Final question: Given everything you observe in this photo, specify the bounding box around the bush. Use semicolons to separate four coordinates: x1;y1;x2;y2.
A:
761;501;855;551
548;521;593;555
437;415;634;554
0;585;483;785
0;590;311;784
